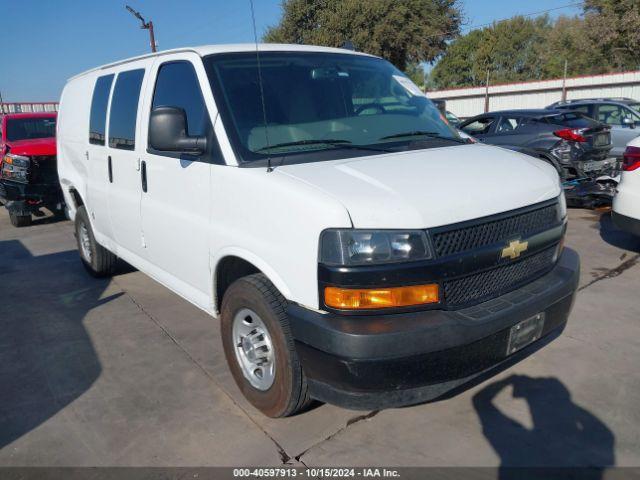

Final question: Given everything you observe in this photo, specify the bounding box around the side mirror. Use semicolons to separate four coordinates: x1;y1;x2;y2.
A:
623;117;636;128
149;106;207;154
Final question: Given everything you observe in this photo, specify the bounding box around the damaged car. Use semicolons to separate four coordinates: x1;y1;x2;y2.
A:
458;109;618;207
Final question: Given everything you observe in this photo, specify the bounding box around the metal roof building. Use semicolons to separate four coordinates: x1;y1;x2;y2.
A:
1;102;59;114
427;70;640;118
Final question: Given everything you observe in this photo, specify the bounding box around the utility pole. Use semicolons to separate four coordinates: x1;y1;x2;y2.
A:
125;5;157;53
561;59;568;102
484;69;490;113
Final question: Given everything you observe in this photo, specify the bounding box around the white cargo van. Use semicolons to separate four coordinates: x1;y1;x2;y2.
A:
57;44;579;417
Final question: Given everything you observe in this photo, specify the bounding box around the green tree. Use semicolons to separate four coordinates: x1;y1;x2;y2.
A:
542;15;605;78
430;0;640;89
429;29;485;87
264;0;462;71
404;62;426;87
583;0;640;71
431;16;552;88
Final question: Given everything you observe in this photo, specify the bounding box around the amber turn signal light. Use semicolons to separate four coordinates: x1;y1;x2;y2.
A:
324;284;439;310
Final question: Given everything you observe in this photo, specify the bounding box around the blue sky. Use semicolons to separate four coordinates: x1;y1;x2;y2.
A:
0;0;582;102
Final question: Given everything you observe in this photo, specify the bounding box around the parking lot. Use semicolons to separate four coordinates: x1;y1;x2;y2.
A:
1;206;639;468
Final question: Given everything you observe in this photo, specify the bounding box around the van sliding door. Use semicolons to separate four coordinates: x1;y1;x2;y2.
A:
87;73;115;243
105;67;148;260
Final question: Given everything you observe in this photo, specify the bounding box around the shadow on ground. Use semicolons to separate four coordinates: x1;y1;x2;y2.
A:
598;212;640;252
0;240;120;449
473;375;615;479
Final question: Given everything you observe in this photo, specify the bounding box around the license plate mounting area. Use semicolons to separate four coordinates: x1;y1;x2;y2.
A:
507;312;545;355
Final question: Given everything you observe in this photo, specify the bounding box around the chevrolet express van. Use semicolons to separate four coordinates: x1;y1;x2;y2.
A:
58;45;579;417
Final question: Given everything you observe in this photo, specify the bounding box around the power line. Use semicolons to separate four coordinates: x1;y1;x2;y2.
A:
425;1;585;41
466;1;584;31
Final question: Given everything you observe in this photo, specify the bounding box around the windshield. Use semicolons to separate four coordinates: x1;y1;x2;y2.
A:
203;52;461;163
6;117;56;142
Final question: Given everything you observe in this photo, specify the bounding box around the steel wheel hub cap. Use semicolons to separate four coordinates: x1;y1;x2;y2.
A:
232;308;275;391
79;223;92;262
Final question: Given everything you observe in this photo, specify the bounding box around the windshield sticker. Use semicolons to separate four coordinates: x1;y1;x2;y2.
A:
392;75;425;97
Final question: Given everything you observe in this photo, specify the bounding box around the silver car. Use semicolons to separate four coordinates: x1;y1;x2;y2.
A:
548;98;640;159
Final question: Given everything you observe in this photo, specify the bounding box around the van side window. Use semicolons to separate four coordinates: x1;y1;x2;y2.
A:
151;61;208;137
89;74;114;145
108;69;145;150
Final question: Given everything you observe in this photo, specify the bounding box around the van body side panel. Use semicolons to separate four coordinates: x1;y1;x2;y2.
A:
57;75;95;221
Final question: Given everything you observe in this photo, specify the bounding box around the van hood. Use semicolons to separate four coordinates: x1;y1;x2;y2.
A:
5;138;56;157
276;144;560;229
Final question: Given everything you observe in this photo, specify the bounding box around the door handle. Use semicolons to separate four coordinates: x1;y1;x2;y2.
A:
141;160;147;193
108;156;113;183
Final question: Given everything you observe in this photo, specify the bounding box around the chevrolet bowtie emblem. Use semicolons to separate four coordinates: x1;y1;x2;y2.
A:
501;239;529;260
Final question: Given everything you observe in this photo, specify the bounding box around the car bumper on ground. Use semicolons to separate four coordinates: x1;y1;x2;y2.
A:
612;211;640;237
288;248;580;410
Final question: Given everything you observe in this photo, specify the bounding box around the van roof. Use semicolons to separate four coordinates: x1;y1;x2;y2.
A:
67;43;374;82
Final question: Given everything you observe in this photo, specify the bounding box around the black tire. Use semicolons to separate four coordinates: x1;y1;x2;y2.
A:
74;206;117;277
9;212;31;228
221;273;311;417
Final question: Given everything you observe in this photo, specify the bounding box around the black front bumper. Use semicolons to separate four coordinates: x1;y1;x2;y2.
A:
288;248;580;410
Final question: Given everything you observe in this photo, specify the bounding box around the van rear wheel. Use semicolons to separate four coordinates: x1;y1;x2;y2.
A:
221;273;311;417
75;206;117;277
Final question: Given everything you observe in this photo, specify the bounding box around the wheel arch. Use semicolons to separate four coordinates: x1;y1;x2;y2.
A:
64;185;85;222
212;249;293;316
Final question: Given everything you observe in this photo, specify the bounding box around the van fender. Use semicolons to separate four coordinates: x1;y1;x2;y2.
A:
60;181;83;222
210;246;293;312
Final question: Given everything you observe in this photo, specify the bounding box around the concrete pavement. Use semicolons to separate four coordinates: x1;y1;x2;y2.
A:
0;208;638;467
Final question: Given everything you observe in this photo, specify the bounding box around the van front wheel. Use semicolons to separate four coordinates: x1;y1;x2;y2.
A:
221;273;311;417
75;206;117;277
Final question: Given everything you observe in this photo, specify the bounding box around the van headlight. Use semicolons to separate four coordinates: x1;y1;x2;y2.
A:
319;229;432;266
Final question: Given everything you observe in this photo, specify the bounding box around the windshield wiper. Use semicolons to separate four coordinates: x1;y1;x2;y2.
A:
255;139;391;153
380;131;467;143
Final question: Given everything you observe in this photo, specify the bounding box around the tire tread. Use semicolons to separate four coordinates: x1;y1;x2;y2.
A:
243;273;311;416
75;206;117;277
223;273;311;417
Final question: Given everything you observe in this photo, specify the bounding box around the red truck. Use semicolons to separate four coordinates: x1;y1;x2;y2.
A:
0;112;64;227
